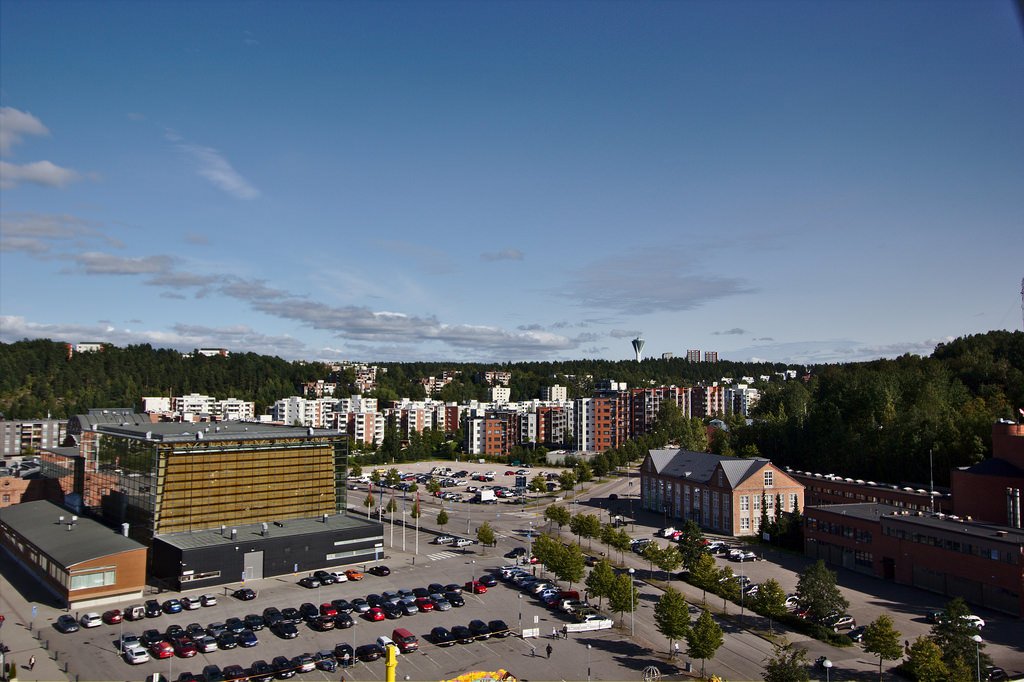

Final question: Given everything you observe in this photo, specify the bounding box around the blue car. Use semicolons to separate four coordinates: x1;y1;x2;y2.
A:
162;599;183;614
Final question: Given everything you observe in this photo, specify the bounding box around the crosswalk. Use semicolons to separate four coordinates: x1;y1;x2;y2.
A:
427;550;460;561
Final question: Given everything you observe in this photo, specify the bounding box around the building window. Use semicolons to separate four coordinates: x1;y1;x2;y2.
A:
790;493;798;511
740;517;750;531
740;495;749;512
764;470;773;487
70;569;116;591
752;495;760;511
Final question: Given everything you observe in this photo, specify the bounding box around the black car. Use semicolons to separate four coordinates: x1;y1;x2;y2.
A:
206;622;227;638
847;625;867;643
262;607;284;627
431;626;456;647
272;622;299;639
428;583;446;594
216;631;238;649
311;615;336;631
451;625;474;644
334;643;354;667
244;613;266;631
479;575;498;588
313;570;336;585
271;655;295;679
233;588;257;601
185;623;206;640
488;619;511;637
54;615;80;633
223;664;248;682
412;587;431;599
356;643;384;662
331;599;353;613
445;591;465;607
248;659;274;682
314;650;338;672
505;547;527;558
281;607;302;624
225;617;246;634
382;602;403;619
165;623;185;640
368;565;391;577
444;583;463;595
298;576;320;589
238;629;259;647
145;600;163;618
202;665;225;682
367;593;385;608
142;628;164;646
299;602;319;622
468;619;491;640
350;598;371;614
399;598;419;616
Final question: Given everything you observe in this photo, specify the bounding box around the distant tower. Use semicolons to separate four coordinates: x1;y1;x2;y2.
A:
631;336;645;362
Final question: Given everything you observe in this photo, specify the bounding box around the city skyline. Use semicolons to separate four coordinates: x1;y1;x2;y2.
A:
1;1;1022;365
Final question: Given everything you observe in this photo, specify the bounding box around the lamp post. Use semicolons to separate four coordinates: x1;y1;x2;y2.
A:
822;658;832;682
518;594;523;635
587;643;592;682
972;634;983;681
628;567;635;636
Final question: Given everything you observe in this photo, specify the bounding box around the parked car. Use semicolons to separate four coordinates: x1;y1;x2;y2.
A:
345;569;364;581
102;609;123;624
223;665;248;682
828;614;857;631
431;626;456;646
466;580;487;594
369;565;391;577
488;619;511;637
200;594;218;607
124;644;151;664
248;659;274;681
313;570;336;585
145;600;164;617
232;588;256;601
271;655;296;679
356;643;384;662
173;636;198;657
149;640;175;659
162;598;183;613
451;625;475;644
847;625;867;643
272;622;299;639
298;576;320;589
445;591;465;607
56;614;81;633
79;612;102;628
468;619;491;640
433;535;455;545
314;650;338;672
195;635;218;653
182;596;202;610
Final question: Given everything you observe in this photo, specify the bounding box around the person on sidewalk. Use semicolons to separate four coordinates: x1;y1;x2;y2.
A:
29;655;36;670
546;643;553;659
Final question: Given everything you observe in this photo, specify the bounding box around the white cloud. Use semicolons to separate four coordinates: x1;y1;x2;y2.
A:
177;142;260;200
72;251;172;275
0;212;119;254
0;160;82;189
0;107;49;154
609;329;642;339
713;328;748;336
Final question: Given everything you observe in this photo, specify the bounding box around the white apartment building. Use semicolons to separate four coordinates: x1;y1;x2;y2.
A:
572;398;596;452
218;398;255;421
490;386;511;404
141;397;172;413
1;419;67;458
724;384;760;416
173;393;216;415
542;385;567;402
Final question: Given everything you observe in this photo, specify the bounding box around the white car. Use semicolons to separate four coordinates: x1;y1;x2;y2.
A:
453;538;474;547
377;634;396;650
79;612;102;628
433;535;455;545
331;571;350;583
200;594;217;607
124;644;151;664
182;596;202;610
962;615;986;629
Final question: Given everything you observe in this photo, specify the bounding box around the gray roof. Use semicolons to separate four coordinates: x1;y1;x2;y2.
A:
0;500;146;567
157;513;381;550
93;420;341;443
807;502;900;522
648;449;769;488
811;502;1024;544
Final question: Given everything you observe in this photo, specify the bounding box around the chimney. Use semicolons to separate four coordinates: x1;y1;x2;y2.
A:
122;522;130;537
230;528;237;540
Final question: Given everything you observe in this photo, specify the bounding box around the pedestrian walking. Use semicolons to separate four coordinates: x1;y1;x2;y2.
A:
673;642;680;658
562;625;568;639
552;626;558;639
546;643;553;659
29;655;36;670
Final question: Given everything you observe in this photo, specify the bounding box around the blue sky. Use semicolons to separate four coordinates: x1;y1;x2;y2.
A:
1;1;1021;364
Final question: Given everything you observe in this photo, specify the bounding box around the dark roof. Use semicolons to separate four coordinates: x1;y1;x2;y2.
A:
807;502;900;522
957;457;1024;478
647;449;769;488
93;420;340;443
156;513;381;550
810;502;1024;544
0;500;145;567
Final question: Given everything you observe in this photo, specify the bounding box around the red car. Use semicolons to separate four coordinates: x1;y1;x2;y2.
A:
465;581;487;594
319;603;338;617
504;470;516;476
415;597;435;612
149;640;174;659
172;637;197;658
366;607;386;622
102;609;123;624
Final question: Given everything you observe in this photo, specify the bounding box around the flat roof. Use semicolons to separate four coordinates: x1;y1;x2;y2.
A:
0;500;146;567
809;502;1024;543
94;421;342;444
155;513;382;551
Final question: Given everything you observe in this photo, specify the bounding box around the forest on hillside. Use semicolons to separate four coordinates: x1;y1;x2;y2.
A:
1;331;1021;486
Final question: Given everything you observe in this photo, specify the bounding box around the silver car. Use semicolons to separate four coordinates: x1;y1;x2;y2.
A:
430;593;452;611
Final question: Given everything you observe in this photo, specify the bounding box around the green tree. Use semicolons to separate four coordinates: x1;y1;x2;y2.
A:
762;642;811;682
529;474;548;494
795;560;849;625
677;520;706;573
532;534;560;571
904;636;950;682
363;491;376;518
350;462;362;478
686;609;724;679
641;541;662;576
653;586;690;654
689;553;719;603
410;497;421;519
607;572;639;624
585;559;616;609
655;544;683;583
385;497;398;514
575;461;593;482
385;467;401;487
863;614;903;681
370;469;384;486
611;528;633;563
569;513;587;544
476;521;496;553
751;578;787;634
426;478;441;495
555;542;586;591
931;597;991;673
716;567;741;611
436;508;449;528
559;469;577;491
544;505;571;532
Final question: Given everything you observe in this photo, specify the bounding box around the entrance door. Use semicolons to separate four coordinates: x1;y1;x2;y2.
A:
243;551;264;581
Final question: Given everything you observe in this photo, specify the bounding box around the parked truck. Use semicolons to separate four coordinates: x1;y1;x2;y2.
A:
473;489;497;504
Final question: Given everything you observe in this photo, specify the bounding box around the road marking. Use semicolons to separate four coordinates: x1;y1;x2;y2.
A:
428;551;459;561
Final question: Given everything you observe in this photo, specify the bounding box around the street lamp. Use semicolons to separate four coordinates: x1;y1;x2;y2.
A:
822;658;832;682
518;594;523;635
628;567;636;636
587;643;592;682
972;634;983;682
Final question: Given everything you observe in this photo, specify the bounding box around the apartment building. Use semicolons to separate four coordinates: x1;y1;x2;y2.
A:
1;419;67;458
542;385;568;402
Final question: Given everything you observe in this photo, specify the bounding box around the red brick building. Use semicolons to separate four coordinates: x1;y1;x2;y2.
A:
951;422;1024;526
641;450;804;536
790;470;953;514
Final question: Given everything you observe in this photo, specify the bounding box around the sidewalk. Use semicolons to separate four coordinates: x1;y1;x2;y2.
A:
0;573;69;682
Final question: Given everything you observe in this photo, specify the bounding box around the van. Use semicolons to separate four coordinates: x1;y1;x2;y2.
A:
559;590;580;601
392;627;418;653
126;605;146;621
